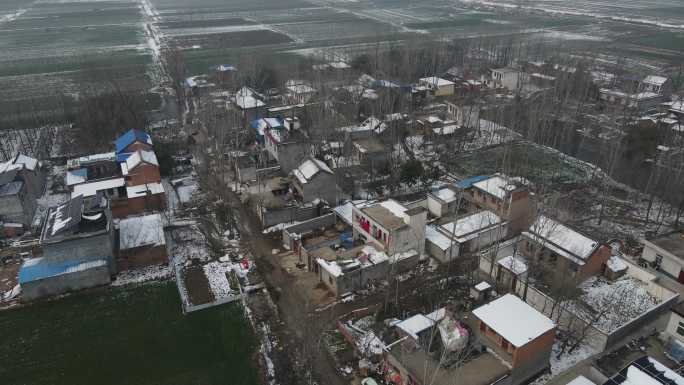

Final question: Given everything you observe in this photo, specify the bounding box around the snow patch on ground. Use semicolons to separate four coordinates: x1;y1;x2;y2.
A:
203;261;234;299
112;264;173;286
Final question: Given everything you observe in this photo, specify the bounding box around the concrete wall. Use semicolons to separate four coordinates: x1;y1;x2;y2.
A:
324;259;388;296
21;264;111;301
43;232;115;273
281;213;336;249
275;142;311;173
426;239;457;263
641;241;682;279
0;193;27;225
427;194;447;218
298;172;337;205
259;203;327;228
117;244;168;271
665;311;684;344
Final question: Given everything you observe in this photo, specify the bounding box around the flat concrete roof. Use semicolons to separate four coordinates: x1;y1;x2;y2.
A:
362;205;407;231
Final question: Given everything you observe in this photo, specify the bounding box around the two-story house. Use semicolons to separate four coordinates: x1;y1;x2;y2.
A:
462;174;534;234
351;199;427;258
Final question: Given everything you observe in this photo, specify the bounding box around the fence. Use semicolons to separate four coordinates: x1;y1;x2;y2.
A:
258;202;329;228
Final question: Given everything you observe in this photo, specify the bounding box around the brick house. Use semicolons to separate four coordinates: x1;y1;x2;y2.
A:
121;150;161;187
471;294;555;384
520;215;611;280
114;129;153;155
461;174;534;234
111;183;166;219
117;213;168;271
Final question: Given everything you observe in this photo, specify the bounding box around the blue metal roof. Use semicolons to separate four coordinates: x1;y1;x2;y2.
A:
19;257;109;284
116;153;132;163
114;129;152;154
455;175;489;189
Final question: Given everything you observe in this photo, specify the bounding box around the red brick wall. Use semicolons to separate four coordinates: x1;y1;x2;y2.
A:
125;163;161;186
111;193;166;219
117;244;168;271
580;244;611;279
512;328;555;367
123;142;152;154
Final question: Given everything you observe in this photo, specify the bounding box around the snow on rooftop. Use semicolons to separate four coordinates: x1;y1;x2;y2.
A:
607;255;628;273
472;294;554;348
333;200;371;226
125;149;159;170
396;314;435;339
527;215;598;262
292;158;332;184
440;210;503;241
379;199;409;221
235;87;265;109
426;116;442;124
643;75;668;86
473;175;518;199
72;177;125;198
126;182;165;198
497;255;528;275
66;169;88;186
475;281;491;291
420;77;455;87
433;187;457;203
14;154;38;171
119;214;165;250
426;225;452;251
317;258;343;277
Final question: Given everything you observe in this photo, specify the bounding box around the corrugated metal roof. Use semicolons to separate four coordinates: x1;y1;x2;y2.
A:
19;257;109;284
114;129;152;154
454;175;489;189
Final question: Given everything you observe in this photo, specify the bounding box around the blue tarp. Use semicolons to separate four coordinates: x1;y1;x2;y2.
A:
454;175;489;189
19;257;109;284
114;129;152;154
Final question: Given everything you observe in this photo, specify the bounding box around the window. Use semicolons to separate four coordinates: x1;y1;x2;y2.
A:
677;321;684;337
501;339;509;351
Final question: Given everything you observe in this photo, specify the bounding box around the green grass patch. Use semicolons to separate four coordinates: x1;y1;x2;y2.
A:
449;142;588;186
0;282;259;385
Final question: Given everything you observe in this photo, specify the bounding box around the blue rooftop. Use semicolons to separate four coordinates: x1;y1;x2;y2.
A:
19;257;109;284
114;129;152;154
455;175;489;189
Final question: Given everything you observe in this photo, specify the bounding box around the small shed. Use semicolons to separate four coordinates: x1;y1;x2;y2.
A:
117;214;167;271
19;257;111;301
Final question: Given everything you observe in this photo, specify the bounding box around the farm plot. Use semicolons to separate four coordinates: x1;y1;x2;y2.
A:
0;282;260;385
0;0;152;125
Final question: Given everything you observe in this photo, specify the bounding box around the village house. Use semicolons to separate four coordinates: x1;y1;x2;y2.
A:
384;306;509;385
419;76;455;96
446;102;480;129
114;129;153;157
495;255;529;293
602;356;684;385
491;67;525;91
425;210;508;263
0;154;43;230
65;152;120;190
639;230;684;283
351;199;427;257
352;137;388;171
460;174;534;234
640;75;673;98
19;195;114;301
234;87;266;121
290;156;337;205
117;213;168;271
262;118;310;173
285;80;316;104
599;88;664;112
471;294;556;384
426;186;459;218
662;302;684;347
316;244;389;296
121;149;161;186
520;215;611;280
